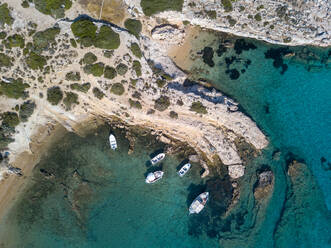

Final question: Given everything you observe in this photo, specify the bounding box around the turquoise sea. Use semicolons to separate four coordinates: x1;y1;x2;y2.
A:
0;35;330;247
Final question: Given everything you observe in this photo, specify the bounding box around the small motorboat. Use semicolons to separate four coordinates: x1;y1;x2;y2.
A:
177;163;191;177
189;192;209;214
109;134;117;150
145;171;164;184
150;153;165;165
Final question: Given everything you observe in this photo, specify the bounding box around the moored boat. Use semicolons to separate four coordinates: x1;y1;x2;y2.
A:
109;134;117;150
177;163;191;177
145;171;164;184
189;192;209;214
150;153;165;165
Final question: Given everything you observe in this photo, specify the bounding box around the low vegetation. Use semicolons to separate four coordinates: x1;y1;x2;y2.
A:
33;27;60;50
34;0;72;18
132;60;142;77
110;83;125;95
47;86;63;105
124;19;142;37
5;34;25;48
0;78;30;99
156;79;166;88
26;52;47;70
169;111;178;119
0;3;14;26
190;101;207;114
63;91;78;110
0;53;12;67
19;101;36;122
221;0;233;12
92;87;104;99
84;62;105;77
206;10;217;19
129;98;142;109
65;71;81;81
130;43;142;58
116;63;128;76
94;25;120;50
254;13;262;22
154;96;170;111
141;0;184;16
82;52;97;64
1;112;19;128
70;82;91;93
104;66;117;79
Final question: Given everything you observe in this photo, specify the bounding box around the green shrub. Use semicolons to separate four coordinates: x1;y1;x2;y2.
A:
21;1;30;8
0;31;7;39
82;52;97;64
47;86;63;105
0;134;14;150
34;0;72;18
116;63;128;75
1;112;19;127
84;62;104;77
94;25;120;50
19;101;35;122
129;98;142;109
283;37;292;43
92;87;104;99
183;20;190;25
141;0;184;16
190;101;207;114
154;96;170;111
70;38;77;48
132;60;142;77
104;66;117;79
254;13;262;21
110;83;125;95
26;52;47;70
65;71;81;81
70;82;90;93
33;27;60;50
0;78;29;99
156;79;166;88
124;18;142;37
221;0;233;12
0;53;12;67
5;34;25;48
63;91;78;110
226;15;237;26
169;111;178;119
71;18;97;46
206;10;217;19
0;3;14;26
130;43;142;58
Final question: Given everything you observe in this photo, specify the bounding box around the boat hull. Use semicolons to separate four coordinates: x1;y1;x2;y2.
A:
189;192;209;214
145;171;164;184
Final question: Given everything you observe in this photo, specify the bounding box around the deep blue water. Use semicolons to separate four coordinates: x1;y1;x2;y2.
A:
0;35;330;248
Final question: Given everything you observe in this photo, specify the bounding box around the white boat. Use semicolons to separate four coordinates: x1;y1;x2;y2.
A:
150;153;165;165
145;171;164;184
189;192;209;214
178;163;191;177
109;134;117;150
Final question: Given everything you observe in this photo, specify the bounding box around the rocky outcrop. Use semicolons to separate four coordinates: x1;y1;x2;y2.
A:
254;167;274;201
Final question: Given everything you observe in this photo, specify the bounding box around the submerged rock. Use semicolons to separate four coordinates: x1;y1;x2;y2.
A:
253;166;274;201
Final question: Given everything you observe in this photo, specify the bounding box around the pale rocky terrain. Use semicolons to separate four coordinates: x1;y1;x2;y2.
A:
126;0;331;47
0;0;271;183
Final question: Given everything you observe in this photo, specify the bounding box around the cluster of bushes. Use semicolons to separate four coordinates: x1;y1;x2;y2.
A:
63;91;78;110
129;98;142;109
154;96;170;111
129;43;142;58
0;53;12;67
47;86;63;105
116;63;128;76
169;111;178;119
33;27;60;50
104;66;117;79
4;34;25;48
82;52;97;64
71;19;120;49
92;87;104;99
84;62;105;77
110;83;125;96
65;71;81;81
190;101;207;114
132;60;142;77
0;78;30;99
33;0;72;18
221;0;233;12
19;101;36;122
140;0;184;16
70;82;91;93
124;18;142;37
25;52;47;70
0;3;14;26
